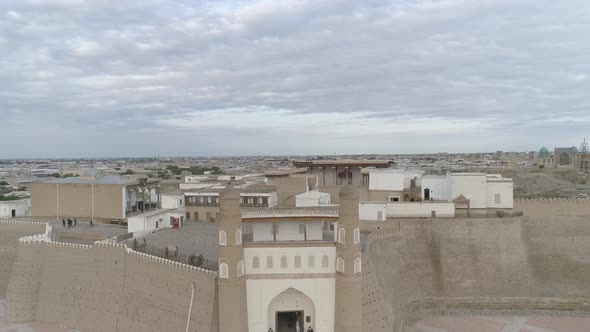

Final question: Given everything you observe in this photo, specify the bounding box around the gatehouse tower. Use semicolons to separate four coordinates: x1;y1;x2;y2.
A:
218;186;248;332
335;186;363;332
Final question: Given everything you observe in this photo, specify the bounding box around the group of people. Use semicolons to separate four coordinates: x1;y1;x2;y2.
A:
61;218;94;228
62;218;76;228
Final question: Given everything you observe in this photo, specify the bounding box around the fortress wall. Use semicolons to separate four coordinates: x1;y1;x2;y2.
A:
3;222;218;332
0;221;47;297
117;251;216;332
514;198;590;217
366;216;590;331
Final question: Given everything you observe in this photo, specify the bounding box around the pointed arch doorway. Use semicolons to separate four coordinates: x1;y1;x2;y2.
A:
268;287;315;332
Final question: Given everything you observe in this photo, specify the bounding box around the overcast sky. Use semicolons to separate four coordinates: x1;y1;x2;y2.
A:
1;0;589;158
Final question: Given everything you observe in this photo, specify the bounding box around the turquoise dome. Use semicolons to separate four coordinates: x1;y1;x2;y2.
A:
539;147;549;157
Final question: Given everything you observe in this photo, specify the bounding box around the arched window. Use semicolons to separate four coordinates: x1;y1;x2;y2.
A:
353;227;360;244
354;257;362;274
235;228;242;245
218;230;227;246
322;255;329;268
338;227;346;244
237;260;245;277
252;256;260;269
337;257;345;273
294;256;302;268
308;255;315;268
219;262;228;279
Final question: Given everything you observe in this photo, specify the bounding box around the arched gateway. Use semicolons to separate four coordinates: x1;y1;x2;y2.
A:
218;186;362;332
268;288;315;331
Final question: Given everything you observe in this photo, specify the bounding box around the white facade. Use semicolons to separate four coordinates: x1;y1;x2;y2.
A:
295;190;331;207
127;208;185;234
368;169;405;191
452;173;514;210
452;173;488;209
359;201;455;220
244;246;336;332
486;180;514;209
0;199;30;218
359;202;387;221
386;202;455;218
160;193;184;209
252;221;325;242
422;174;453;202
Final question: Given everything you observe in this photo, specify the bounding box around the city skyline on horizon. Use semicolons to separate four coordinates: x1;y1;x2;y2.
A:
1;0;589;158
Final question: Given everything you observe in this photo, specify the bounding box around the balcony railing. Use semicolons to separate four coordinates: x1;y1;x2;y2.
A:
241;207;339;219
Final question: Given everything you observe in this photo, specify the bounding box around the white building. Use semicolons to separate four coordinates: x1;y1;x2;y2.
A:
360;169;513;220
295;190;331;207
0;198;30;218
160;192;185;209
126;208;185;234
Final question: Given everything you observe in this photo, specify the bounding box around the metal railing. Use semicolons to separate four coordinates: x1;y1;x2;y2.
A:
132;241;216;270
241;207;339;218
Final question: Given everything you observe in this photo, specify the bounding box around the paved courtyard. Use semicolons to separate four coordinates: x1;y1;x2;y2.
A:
407;315;590;332
121;222;219;264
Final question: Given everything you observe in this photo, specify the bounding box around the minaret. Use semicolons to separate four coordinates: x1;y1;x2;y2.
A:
218;185;248;332
335;186;363;332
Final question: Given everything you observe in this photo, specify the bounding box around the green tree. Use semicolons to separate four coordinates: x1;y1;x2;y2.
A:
122;169;134;175
0;181;9;186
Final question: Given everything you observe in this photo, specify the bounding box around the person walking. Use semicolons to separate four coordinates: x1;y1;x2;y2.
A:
62;219;65;227
307;326;314;332
74;218;77;226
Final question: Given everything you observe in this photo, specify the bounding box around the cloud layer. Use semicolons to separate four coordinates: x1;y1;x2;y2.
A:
1;0;589;158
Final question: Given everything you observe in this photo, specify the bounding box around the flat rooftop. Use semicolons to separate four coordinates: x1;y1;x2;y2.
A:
293;160;392;167
43;175;138;185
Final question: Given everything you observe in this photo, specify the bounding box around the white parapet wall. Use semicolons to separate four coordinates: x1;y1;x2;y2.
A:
386;202;455;218
359;202;387;221
359;201;456;220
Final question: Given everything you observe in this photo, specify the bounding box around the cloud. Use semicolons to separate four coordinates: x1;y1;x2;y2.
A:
0;0;589;158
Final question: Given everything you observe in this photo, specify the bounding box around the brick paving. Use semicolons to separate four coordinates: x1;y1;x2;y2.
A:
121;222;219;264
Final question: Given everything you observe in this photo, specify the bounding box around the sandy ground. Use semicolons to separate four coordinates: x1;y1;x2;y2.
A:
407;315;590;332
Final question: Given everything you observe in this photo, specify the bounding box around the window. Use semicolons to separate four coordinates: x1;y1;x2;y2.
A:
322;255;329;268
252;256;260;269
235;228;242;245
294;256;302;268
308;256;315;268
338;227;346;243
389;196;400;202
495;193;501;204
299;224;305;235
218;230;227;246
180;199;183;205
186;212;190;220
337;257;345;273
280;256;288;268
207;212;212;220
237;260;245;277
266;256;273;268
219;263;228;279
354;257;362;274
353;227;360;244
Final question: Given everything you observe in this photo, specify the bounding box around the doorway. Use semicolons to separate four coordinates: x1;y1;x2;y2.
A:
424;188;430;200
276;311;303;332
11;209;16;217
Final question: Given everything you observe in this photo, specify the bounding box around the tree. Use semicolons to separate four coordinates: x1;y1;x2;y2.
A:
123;169;134;175
0;181;9;186
51;173;61;178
